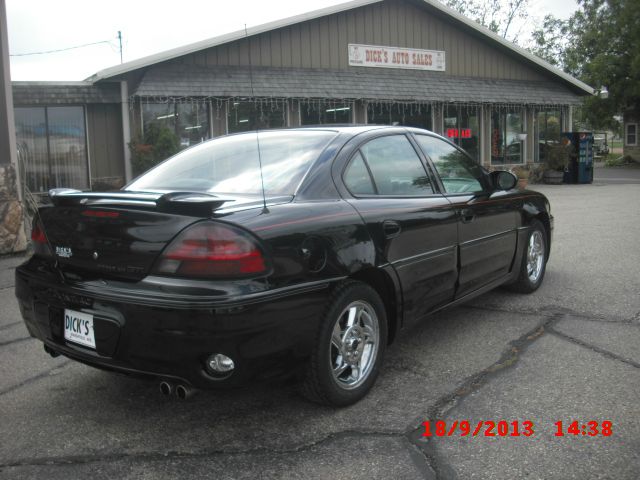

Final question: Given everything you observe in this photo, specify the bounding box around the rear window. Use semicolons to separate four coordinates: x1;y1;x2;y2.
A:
127;130;337;195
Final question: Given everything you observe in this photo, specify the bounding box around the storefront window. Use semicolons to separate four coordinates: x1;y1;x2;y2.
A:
227;101;286;133
444;105;480;162
491;109;523;165
366;103;432;130
15;106;89;193
301;101;352;125
141;102;210;149
535;110;562;163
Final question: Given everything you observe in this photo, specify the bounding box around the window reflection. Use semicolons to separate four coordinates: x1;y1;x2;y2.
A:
366;103;432;131
491;109;523;165
301;101;352;125
141;102;210;149
416;135;484;194
444;105;480;163
14;106;89;193
535;110;562;163
227;101;286;133
359;135;433;196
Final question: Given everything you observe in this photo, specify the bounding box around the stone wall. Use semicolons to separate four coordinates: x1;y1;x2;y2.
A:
0;164;26;254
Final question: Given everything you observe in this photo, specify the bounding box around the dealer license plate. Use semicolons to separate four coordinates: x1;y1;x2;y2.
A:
64;309;96;349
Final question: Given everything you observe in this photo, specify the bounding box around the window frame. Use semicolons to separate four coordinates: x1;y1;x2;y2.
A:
625;123;638;146
411;132;491;196
341;133;441;199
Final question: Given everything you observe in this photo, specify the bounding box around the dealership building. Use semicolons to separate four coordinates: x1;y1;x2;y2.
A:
12;0;593;193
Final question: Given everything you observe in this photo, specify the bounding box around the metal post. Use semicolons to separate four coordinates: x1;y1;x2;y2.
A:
0;0;26;253
118;31;123;64
120;81;132;182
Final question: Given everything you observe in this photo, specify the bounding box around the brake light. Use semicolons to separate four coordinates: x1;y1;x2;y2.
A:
153;222;267;278
31;218;52;257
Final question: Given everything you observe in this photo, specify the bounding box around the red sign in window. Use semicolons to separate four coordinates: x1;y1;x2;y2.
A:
446;128;472;139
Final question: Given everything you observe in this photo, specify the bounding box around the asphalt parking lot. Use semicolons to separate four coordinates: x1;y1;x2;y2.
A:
1;167;639;480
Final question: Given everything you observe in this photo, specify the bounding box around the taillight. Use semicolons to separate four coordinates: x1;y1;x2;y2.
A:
153;222;268;278
31;218;52;257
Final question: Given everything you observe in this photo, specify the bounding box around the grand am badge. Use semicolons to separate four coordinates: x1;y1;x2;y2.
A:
55;246;73;258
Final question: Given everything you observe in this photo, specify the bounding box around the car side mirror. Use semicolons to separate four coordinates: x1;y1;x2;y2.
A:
490;171;518;191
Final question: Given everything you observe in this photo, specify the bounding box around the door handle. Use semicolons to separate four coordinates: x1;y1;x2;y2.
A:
460;209;475;224
382;220;401;239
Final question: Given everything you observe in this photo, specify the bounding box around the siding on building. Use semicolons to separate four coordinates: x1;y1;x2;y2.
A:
167;0;549;83
86;103;125;188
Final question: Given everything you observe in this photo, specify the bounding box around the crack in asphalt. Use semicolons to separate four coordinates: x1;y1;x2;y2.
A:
401;307;640;479
0;360;71;397
403;313;562;480
0;430;412;469
0;321;23;331
547;328;640;369
0;336;32;348
462;303;637;325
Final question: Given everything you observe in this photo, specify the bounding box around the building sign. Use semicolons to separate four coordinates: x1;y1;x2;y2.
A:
348;44;445;71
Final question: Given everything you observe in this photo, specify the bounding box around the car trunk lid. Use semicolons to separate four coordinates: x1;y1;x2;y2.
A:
39;189;289;281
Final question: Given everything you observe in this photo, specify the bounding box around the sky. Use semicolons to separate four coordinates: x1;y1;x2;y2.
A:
6;0;578;81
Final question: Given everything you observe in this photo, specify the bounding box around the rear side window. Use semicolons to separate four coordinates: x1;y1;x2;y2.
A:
344;151;376;195
347;135;433;196
415;135;485;194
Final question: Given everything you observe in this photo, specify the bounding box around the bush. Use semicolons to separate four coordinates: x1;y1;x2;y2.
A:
544;144;571;172
129;123;180;176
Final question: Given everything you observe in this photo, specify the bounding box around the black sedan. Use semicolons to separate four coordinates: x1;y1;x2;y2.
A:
15;126;552;406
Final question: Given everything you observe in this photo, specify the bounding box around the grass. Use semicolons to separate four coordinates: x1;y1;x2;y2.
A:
602;153;638;167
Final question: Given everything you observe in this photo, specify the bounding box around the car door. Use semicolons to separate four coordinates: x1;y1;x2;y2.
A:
340;133;459;325
413;134;518;298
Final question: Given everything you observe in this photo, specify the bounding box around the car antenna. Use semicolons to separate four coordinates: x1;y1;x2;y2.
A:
245;24;268;214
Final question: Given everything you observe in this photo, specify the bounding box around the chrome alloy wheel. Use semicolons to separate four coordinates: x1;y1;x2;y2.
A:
330;301;380;390
527;230;545;283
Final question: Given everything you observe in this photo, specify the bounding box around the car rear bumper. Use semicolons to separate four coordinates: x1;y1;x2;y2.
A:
15;260;338;389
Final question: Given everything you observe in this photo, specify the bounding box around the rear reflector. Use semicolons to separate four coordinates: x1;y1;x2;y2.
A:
153;222;267;278
31;218;52;257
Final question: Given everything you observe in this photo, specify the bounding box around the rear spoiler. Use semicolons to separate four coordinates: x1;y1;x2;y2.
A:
48;189;232;217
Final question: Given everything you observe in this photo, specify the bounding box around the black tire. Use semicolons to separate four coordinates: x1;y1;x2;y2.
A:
506;219;548;293
301;281;387;406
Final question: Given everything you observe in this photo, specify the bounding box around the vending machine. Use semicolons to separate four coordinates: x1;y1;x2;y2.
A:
562;132;594;184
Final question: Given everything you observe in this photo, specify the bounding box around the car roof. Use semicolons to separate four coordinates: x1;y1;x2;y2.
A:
230;124;440;137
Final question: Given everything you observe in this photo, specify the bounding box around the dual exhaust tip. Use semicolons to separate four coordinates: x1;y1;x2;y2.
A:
159;381;196;400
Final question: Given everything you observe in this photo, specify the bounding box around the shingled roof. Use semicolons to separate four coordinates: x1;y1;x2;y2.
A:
134;64;582;106
12;82;121;105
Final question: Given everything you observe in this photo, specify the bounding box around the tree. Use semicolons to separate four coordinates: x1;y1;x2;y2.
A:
529;15;570;68
441;0;531;44
529;0;640;130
